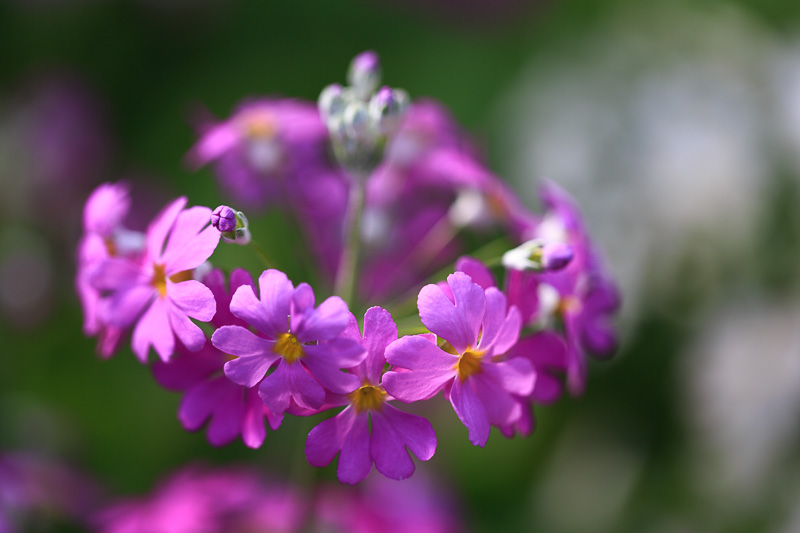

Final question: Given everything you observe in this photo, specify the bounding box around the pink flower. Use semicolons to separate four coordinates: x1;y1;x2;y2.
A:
383;272;534;447
305;307;436;484
508;181;621;395
76;182;143;357
89;197;220;362
94;465;304;533
211;269;365;415
152;269;282;448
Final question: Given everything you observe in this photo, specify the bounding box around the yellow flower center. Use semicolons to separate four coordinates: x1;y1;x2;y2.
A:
349;384;387;413
556;296;582;316
273;332;304;363
241;112;276;140
151;264;192;298
455;348;484;381
103;237;117;256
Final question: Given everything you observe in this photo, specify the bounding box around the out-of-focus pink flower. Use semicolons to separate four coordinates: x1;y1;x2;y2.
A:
87;196;220;362
314;471;461;533
94;465;304;533
0;452;100;532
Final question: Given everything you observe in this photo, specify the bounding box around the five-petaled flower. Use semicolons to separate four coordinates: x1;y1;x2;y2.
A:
383;271;535;447
211;269;366;415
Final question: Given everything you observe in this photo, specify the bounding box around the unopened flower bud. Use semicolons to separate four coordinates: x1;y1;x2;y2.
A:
211;205;237;233
502;239;574;272
211;205;251;245
342;100;372;140
318;83;346;123
369;86;409;136
541;241;574;271
347;50;381;100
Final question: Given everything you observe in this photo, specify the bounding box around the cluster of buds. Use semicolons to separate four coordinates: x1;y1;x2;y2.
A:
318;51;410;174
76;52;620;486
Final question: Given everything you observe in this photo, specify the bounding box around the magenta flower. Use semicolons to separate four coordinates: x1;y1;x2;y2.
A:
89;197;220;362
76;182;144;357
508;181;621;395
152;269;282;448
211;269;365;414
305;307;436;484
187;99;328;210
383;272;534;447
94;465;304;533
451;256;570;406
314;472;461;533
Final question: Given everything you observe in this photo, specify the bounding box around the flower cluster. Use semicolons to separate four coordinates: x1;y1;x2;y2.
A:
76;51;620;485
93;464;459;533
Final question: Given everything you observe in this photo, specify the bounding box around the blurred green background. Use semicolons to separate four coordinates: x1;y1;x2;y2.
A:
2;0;800;531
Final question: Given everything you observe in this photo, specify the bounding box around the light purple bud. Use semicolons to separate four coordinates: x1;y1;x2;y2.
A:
318;83;345;122
373;86;395;112
348;51;381;100
369;86;409;136
211;205;237;233
351;51;380;79
542;242;574;271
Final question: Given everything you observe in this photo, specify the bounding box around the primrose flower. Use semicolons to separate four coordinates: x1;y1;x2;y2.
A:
438;256;570;430
509;181;620;395
94;466;304;533
76;182;145;357
89;197;220;362
187;99;329;210
211;269;365;414
383;271;535;447
152;269;282;448
305;307;436;484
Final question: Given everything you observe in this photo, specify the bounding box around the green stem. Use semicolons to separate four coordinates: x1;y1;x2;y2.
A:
334;172;366;304
249;239;276;269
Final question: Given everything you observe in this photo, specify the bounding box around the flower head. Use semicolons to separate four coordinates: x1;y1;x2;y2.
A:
383;272;535;447
305;307;436;484
211;269;365;415
88;196;221;362
152;269;282;448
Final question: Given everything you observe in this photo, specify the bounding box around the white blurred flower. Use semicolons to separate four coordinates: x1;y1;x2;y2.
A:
682;298;800;509
495;4;777;315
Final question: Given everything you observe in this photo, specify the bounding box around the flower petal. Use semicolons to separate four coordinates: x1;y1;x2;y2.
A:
472;373;523;428
302;344;362;395
100;284;154;328
132;298;174;363
383;336;456;402
230;270;292;337
305;406;354;468
169;279;216;322
294;295;350;343
482;357;535;397
455;256;496;289
89;257;145;291
257;362;293;414
287;362;326;410
146;197;187;261
450;379;490;447
168;304;206;353
361;306;398;385
186;122;240;167
418;272;484;353
337;411;372;485
371;404;436;481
